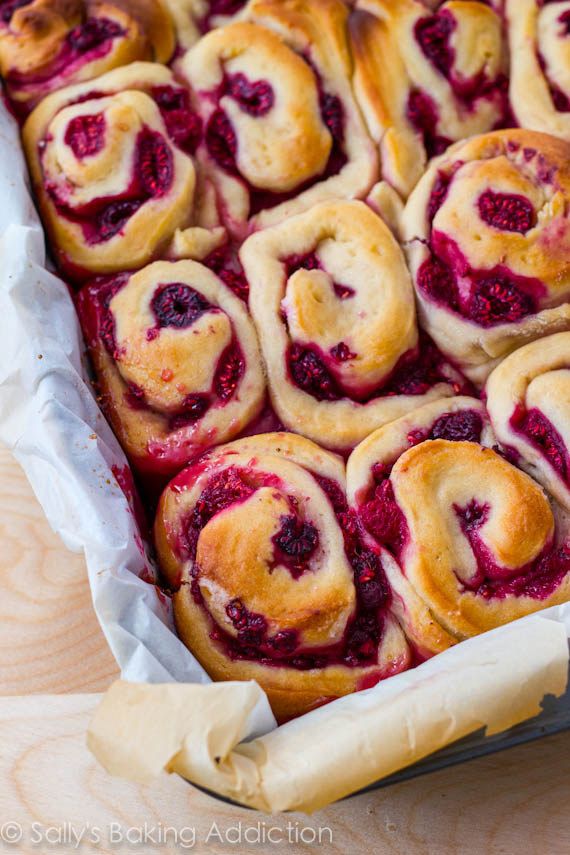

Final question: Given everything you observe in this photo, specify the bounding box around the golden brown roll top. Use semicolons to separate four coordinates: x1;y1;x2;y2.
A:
0;0;175;111
76;258;265;476
242;198;468;452
347;397;570;657
178;1;377;238
22;63;208;278
155;432;410;721
349;0;508;197
401;129;570;383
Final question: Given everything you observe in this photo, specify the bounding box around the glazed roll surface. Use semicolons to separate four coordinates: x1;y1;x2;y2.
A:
401;129;570;383
507;0;570;141
178;0;377;238
350;0;508;197
347;397;570;656
0;0;175;112
242;199;468;452
22;63;206;278
155;432;410;721
77;258;265;476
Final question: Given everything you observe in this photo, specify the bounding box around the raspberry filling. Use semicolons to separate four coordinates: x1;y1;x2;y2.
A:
428;169;454;220
408;10;508;157
67;17;123;54
272;514;320;579
286;334;463;402
64;112;106;158
477;190;535;233
282;251;464;400
178;466;393;669
152;85;203;155
536;12;570;113
406;90;451;159
406;409;484;447
536;19;570;113
205;245;249;301
415;9;455;77
214;344;245;401
169;395;210;430
225;73;274;116
151;283;211;329
79;276;245;429
205;109;237;173
455;499;570;599
559;9;570;35
283;251;354;299
360;479;408;555
330;342;357;362
417;231;544;326
201;0;248;30
46;127;174;244
429;409;484;443
6;17;125;91
511;406;570;483
0;0;31;23
203;64;347;214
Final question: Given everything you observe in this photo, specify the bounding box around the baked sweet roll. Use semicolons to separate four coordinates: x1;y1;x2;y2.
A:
507;0;570;140
155;432;411;720
241;199;468;453
487;332;570;511
76;259;265;476
401;129;570;384
22;62;211;279
349;0;508;198
178;2;377;238
0;0;175;114
164;0;249;49
347;396;570;656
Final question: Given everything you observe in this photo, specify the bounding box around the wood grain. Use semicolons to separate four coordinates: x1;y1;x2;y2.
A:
1;445;570;854
1;694;570;855
0;445;118;695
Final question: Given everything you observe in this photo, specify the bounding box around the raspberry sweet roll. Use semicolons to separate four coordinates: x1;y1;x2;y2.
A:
177;0;377;239
241;199;467;453
349;0;508;198
487;332;570;511
347;397;570;657
76;259;265;477
22;63;207;280
164;0;249;50
401;129;570;385
0;0;175;114
507;0;570;141
155;433;411;721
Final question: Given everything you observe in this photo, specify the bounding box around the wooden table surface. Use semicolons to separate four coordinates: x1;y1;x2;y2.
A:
1;445;570;855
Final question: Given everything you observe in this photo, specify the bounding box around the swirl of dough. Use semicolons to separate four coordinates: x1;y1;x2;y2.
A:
178;0;377;237
347;398;570;656
350;0;508;197
507;0;570;141
242;199;467;452
23;62;202;278
76;258;265;476
155;432;410;721
0;0;175;112
401;129;570;383
487;332;570;511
